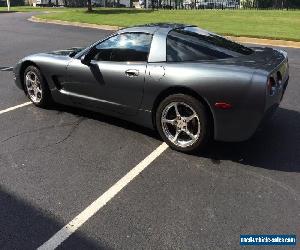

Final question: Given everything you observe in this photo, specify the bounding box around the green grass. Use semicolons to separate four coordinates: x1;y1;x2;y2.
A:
1;6;300;41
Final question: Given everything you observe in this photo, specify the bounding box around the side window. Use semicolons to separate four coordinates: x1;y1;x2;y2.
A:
93;33;152;62
166;30;231;62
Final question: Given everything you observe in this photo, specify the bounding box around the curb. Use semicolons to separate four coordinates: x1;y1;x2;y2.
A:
227;36;300;49
29;16;300;49
29;16;121;31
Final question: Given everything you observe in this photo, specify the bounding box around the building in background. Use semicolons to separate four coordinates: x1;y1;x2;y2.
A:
26;0;64;6
92;0;131;7
26;0;131;7
35;0;64;6
4;0;299;8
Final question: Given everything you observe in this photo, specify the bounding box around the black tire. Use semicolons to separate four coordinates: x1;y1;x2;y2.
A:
156;94;211;153
23;65;53;108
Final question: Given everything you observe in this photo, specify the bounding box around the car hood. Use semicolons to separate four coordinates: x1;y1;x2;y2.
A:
46;47;85;57
14;48;84;75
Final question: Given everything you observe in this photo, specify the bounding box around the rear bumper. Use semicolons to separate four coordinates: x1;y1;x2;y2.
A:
265;75;289;112
281;76;289;100
257;103;279;130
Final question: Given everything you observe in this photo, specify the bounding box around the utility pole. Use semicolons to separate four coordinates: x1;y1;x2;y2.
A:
6;0;10;12
87;0;92;11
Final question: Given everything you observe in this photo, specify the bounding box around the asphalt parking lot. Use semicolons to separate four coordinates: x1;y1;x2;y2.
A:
0;12;299;250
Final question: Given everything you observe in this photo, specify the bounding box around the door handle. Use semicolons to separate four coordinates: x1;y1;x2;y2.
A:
125;69;139;77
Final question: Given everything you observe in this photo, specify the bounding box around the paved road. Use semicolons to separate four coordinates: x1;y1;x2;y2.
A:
0;12;299;250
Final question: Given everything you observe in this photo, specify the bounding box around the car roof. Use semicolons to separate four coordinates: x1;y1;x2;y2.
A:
118;23;195;35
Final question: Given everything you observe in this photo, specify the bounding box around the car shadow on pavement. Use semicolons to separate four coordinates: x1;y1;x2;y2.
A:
0;186;112;250
200;107;300;173
50;104;160;140
47;104;299;173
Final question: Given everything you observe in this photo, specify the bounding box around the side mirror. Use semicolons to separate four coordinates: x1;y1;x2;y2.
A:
81;54;91;66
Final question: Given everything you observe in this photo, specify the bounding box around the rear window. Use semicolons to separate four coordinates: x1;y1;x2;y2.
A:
167;27;253;62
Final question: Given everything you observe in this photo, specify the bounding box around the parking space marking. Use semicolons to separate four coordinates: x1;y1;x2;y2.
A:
38;142;169;250
0;67;13;71
0;102;32;115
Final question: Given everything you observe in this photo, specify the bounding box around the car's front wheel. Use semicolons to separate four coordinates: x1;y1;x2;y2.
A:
23;65;52;107
156;94;211;153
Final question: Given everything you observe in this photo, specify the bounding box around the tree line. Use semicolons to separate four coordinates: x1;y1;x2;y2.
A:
242;0;300;9
0;0;92;10
1;0;300;9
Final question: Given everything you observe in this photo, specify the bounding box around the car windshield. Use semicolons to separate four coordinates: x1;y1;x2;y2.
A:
167;26;253;62
69;47;85;57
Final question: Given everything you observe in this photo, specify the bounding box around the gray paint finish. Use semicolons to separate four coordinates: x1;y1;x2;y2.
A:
13;24;289;142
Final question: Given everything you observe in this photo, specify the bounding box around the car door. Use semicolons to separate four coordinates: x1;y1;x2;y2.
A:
65;32;152;115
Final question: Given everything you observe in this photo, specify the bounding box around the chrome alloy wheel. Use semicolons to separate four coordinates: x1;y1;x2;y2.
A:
161;102;201;148
25;71;42;103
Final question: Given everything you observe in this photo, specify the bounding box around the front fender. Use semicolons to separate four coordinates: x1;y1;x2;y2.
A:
13;53;71;92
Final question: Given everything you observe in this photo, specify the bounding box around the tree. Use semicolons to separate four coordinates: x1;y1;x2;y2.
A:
87;0;92;11
6;0;10;11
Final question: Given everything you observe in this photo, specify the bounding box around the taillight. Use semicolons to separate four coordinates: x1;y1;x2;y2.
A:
268;77;276;95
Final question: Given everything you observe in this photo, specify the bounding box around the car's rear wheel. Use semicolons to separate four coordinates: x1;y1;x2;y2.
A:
156;94;211;153
23;65;52;107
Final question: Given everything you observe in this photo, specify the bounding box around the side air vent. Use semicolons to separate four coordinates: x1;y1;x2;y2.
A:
52;76;62;90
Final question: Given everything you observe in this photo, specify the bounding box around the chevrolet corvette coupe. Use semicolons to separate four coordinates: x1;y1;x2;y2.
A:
13;23;289;152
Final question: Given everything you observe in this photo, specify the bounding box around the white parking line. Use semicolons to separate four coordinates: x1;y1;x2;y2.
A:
38;142;169;250
0;102;32;115
0;67;13;71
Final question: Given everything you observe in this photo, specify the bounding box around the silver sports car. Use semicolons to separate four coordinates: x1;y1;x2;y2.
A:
13;23;289;152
